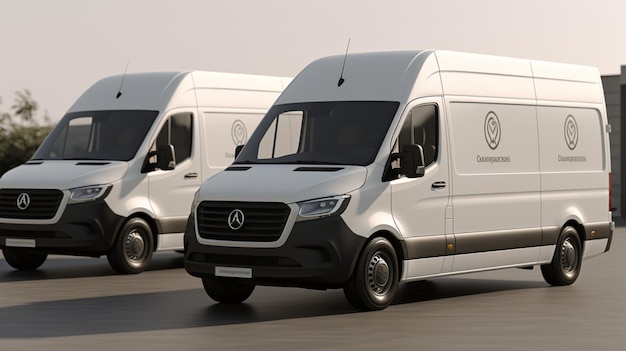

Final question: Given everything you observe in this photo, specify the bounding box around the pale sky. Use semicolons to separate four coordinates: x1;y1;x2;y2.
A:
1;0;625;121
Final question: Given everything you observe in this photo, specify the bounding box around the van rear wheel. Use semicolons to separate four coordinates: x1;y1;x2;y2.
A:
2;248;47;270
343;237;399;311
541;225;582;286
107;217;154;274
202;277;255;304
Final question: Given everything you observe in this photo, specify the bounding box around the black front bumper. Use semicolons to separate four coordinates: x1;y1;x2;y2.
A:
0;200;125;256
184;214;367;289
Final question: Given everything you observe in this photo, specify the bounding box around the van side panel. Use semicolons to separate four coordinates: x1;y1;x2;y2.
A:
446;101;542;271
435;51;535;100
202;112;268;168
537;105;610;259
532;61;605;104
532;61;611;259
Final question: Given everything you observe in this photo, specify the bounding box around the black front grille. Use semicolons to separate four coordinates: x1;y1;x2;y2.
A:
0;189;64;220
196;201;291;242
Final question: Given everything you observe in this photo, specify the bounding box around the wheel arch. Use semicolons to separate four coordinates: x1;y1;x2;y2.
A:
365;230;406;282
563;219;586;252
124;211;159;252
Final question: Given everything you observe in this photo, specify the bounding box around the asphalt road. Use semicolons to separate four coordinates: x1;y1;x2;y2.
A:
1;225;625;351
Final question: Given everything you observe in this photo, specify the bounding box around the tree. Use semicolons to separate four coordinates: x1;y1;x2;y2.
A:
0;90;53;175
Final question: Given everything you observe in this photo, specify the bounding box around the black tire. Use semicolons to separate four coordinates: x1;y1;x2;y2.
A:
343;237;399;311
202;277;255;304
2;248;47;270
107;217;154;274
541;225;582;286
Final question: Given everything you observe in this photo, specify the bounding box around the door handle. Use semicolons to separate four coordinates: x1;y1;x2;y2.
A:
184;173;198;179
432;181;446;189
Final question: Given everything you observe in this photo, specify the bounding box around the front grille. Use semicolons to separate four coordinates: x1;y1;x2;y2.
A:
196;201;290;242
0;189;64;220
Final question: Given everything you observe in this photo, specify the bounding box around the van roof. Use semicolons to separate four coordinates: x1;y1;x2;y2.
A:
275;50;603;105
68;71;292;113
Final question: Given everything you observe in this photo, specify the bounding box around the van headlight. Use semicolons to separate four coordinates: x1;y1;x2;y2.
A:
190;192;200;214
68;185;111;204
297;195;350;221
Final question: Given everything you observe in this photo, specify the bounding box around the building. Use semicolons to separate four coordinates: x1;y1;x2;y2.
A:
602;70;623;217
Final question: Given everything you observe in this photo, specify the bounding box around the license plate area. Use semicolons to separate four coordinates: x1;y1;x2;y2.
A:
5;238;36;248
215;266;252;279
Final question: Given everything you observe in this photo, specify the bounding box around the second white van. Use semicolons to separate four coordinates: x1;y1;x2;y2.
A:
0;71;291;273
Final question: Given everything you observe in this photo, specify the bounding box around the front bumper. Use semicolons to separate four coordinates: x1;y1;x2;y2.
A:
184;214;367;289
0;200;125;256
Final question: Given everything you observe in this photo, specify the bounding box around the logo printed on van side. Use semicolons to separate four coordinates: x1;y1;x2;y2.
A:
484;112;501;150
231;120;247;146
564;115;578;150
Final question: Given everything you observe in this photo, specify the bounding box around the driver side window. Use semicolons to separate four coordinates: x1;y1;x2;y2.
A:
386;104;439;181
154;113;193;163
397;104;439;167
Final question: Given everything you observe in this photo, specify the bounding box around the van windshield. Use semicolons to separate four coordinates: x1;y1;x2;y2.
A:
32;110;159;161
235;101;399;166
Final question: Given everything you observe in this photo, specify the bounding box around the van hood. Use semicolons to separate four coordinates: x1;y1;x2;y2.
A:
197;165;367;204
0;160;128;190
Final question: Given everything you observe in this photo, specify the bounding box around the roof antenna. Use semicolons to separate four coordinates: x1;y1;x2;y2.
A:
337;38;350;87
116;61;129;99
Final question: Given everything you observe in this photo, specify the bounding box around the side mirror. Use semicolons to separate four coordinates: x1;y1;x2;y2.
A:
400;144;425;178
234;144;245;159
156;144;176;171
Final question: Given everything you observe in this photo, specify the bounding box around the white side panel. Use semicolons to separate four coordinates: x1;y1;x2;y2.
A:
537;107;605;172
202;112;265;169
532;60;603;103
191;71;290;93
194;89;282;110
436;50;533;77
537;106;609;225
534;79;604;104
440;73;535;100
448;102;540;234
436;50;535;101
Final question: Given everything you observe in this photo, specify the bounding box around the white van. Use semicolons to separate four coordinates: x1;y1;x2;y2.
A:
184;51;613;310
0;71;291;273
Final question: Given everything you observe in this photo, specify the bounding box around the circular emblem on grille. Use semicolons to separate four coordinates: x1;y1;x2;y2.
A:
564;115;578;150
484;111;501;150
231;120;247;146
228;209;245;230
16;193;31;210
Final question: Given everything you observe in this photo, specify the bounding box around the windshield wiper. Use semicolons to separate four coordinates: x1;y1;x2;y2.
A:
61;157;109;161
268;159;340;165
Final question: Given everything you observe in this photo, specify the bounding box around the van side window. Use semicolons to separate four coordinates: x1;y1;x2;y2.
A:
154;113;193;163
386;105;439;180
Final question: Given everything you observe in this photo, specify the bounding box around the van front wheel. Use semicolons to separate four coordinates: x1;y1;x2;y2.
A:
541;226;582;286
343;237;399;311
202;277;255;303
107;217;154;274
2;248;47;270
